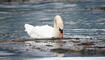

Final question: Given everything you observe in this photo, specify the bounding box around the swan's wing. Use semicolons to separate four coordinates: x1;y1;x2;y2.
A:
24;24;34;32
35;25;54;38
24;24;38;38
24;24;54;38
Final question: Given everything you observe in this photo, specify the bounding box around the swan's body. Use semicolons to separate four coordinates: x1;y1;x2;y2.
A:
25;24;54;38
24;15;63;38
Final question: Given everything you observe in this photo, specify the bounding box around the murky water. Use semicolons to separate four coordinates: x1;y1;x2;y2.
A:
0;1;105;60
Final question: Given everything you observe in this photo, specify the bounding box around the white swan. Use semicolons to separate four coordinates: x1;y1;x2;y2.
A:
24;15;64;38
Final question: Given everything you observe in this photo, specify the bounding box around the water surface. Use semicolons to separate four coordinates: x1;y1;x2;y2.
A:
0;1;105;60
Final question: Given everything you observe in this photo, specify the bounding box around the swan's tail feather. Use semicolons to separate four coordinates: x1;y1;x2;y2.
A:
24;24;34;32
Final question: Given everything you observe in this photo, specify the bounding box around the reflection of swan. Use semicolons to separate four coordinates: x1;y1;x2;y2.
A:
24;15;64;38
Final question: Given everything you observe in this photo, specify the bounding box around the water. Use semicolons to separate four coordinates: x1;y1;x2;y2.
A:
0;1;105;60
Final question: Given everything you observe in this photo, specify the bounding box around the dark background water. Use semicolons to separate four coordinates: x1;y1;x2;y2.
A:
0;0;105;60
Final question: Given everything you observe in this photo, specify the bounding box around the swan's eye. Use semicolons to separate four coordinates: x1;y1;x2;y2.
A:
59;28;63;33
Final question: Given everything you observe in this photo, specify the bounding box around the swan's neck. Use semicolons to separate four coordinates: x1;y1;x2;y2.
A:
54;20;60;38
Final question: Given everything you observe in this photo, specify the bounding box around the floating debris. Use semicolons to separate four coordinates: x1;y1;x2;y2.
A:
0;33;16;36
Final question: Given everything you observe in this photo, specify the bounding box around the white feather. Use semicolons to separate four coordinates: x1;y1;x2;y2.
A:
24;24;54;38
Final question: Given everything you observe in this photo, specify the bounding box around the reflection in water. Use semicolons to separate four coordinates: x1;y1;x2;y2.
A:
0;38;105;57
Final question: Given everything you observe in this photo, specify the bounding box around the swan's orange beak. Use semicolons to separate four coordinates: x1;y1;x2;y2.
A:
60;33;63;38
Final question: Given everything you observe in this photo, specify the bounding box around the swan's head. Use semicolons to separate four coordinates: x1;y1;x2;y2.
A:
54;15;64;38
